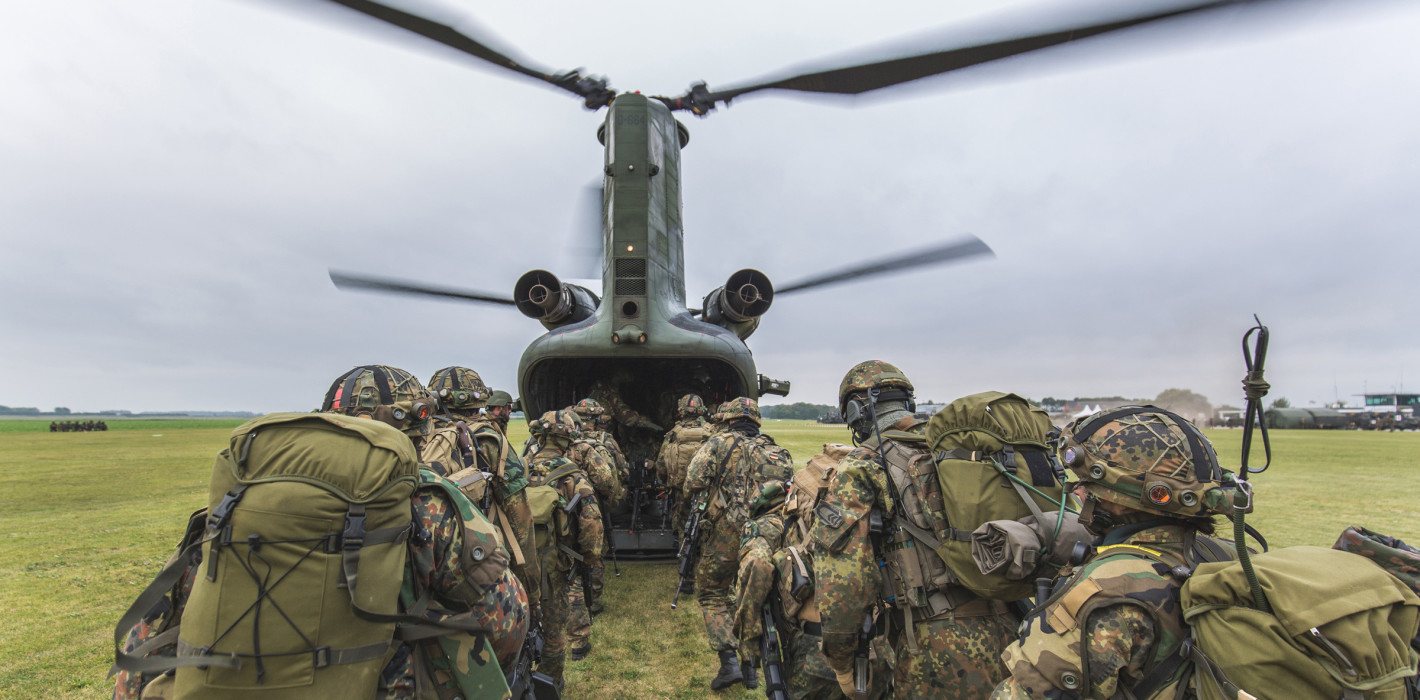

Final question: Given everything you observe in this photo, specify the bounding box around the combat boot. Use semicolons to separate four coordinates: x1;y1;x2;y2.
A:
570;643;591;660
709;649;743;690
742;658;758;689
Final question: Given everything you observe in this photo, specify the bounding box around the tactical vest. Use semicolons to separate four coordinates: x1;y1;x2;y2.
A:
865;427;982;634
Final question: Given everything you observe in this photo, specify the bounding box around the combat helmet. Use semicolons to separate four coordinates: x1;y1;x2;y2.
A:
427;366;489;411
1059;405;1229;520
677;393;709;418
322;365;436;436
715;397;760;425
837;360;915;415
486;390;514;409
529;409;582;444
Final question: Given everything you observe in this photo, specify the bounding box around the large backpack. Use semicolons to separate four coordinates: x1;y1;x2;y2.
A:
525;457;584;575
924;391;1085;601
1165;546;1420;700
111;413;505;699
662;420;710;491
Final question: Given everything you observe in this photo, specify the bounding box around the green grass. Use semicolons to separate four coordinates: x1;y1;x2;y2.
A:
2;420;1417;698
0;418;248;433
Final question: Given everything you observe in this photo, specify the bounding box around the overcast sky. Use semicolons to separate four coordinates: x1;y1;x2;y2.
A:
2;0;1417;414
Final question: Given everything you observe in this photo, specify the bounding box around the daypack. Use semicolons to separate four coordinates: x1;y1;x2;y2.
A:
111;413;506;700
710;434;794;526
1178;546;1420;700
925;391;1087;601
525;457;583;571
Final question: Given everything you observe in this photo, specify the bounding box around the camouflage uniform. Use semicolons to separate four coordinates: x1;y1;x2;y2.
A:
380;479;528;699
588;377;662;432
993;406;1239;700
656;394;711;535
684;398;794;688
812;417;1016;700
525;411;605;688
426;367;540;617
991;523;1199;700
564;402;622;659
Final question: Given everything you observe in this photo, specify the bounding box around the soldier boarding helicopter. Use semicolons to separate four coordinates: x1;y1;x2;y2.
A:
315;0;1310;553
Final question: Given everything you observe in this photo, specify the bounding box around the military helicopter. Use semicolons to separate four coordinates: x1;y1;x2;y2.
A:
317;0;1296;551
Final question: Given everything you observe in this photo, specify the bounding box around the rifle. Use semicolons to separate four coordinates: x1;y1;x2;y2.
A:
507;611;560;699
599;501;620;577
853;611;875;700
760;591;790;700
457;421;494;513
671;500;704;610
561;492;599;613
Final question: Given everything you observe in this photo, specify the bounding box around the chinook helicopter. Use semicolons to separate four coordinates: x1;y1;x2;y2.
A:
318;0;1296;551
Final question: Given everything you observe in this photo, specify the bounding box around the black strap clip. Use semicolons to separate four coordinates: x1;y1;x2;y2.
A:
342;506;367;551
312;646;332;669
208;485;247;530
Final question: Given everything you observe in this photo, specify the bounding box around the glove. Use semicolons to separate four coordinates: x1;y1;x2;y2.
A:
834;667;858;699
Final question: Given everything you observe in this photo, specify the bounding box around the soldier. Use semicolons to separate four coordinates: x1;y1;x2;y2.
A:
684;397;795;690
734;444;893;700
486;390;514;435
112;365;529;699
993;406;1237;700
812;361;1016;699
525;410;606;690
564;398;624;660
656;393;712;538
49;421;56;432
588;373;663;434
424;366;541;626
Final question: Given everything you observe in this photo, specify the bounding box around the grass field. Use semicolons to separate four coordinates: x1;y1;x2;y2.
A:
2;418;1417;698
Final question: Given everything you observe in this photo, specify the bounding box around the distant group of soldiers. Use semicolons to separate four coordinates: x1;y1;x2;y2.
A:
51;420;107;432
109;359;1420;700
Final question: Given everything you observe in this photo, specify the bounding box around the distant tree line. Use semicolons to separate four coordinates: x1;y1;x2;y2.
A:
761;402;834;420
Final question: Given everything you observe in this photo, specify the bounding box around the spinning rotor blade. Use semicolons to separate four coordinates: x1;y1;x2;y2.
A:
776;236;993;296
330;269;516;305
319;0;615;108
562;183;605;280
659;0;1277;115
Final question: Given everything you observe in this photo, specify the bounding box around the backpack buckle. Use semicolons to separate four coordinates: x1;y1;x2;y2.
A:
342;509;367;550
312;646;332;669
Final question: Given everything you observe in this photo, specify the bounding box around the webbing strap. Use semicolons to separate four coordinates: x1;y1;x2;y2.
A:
174;639;394;669
109;531;236;677
539;461;583;485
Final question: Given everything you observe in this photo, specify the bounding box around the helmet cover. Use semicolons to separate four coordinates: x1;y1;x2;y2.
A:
427;366;490;410
1061;406;1226;519
322;365;435;436
838;360;915;414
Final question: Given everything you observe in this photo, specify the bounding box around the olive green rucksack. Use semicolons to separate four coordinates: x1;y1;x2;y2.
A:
526;458;583;569
1176;546;1420;700
925;392;1081;601
111;413;502;699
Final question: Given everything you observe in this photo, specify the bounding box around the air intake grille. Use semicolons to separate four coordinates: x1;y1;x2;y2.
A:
615;258;646;277
614;258;646;297
615;279;646;295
